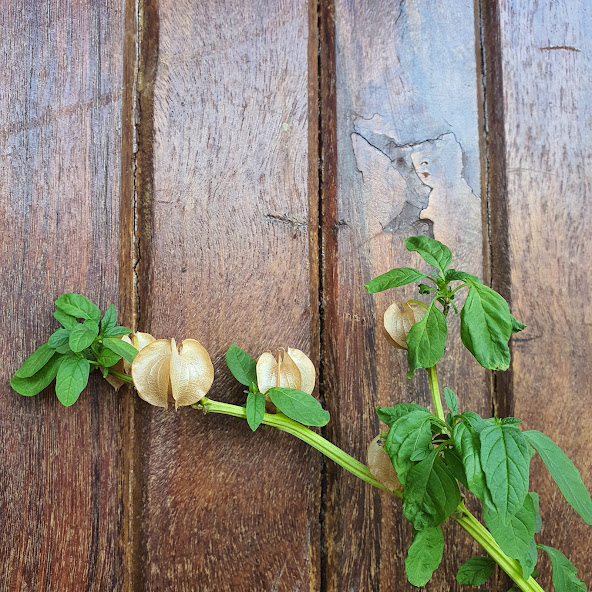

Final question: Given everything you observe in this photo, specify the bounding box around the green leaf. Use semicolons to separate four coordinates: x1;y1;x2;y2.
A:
524;430;592;525
484;493;536;578
537;545;587;592
14;343;56;378
376;403;430;428
453;421;487;500
54;308;79;330
101;304;117;333
48;329;70;350
406;301;447;378
103;326;131;337
460;281;513;371
246;391;266;431
267;388;330;427
501;417;522;425
459;411;490;434
405;236;453;273
384;410;434;484
511;315;526;334
456;556;496;586
405;527;445;586
103;337;138;364
530;491;542;533
403;450;461;530
445;269;480;284
480;424;531;521
55;356;90;406
226;345;258;386
444;387;458;415
96;346;123;368
365;267;427;294
55;293;101;323
10;354;64;396
68;321;99;353
443;448;468;489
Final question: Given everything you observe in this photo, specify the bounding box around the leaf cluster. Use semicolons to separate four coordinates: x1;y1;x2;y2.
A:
378;398;591;589
365;236;526;376
10;294;136;406
225;344;330;431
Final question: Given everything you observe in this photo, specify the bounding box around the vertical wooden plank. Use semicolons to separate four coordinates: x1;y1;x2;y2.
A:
137;0;320;589
0;1;129;589
321;1;492;589
494;1;592;587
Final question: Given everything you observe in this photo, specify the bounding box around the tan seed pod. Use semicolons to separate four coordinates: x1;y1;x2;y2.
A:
131;339;173;408
256;349;316;395
287;348;316;395
123;332;156;374
383;301;426;349
367;434;401;493
170;338;215;409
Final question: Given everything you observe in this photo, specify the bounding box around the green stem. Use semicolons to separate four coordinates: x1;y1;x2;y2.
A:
426;365;445;422
108;368;133;383
198;397;398;497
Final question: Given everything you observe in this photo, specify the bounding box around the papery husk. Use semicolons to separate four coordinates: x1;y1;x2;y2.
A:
256;352;279;395
170;338;214;408
131;339;172;408
383;301;426;349
123;332;156;374
367;434;401;493
287;348;315;395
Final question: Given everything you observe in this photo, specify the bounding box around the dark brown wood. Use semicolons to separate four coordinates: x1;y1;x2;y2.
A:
0;0;128;589
321;1;492;589
493;1;592;587
135;0;321;589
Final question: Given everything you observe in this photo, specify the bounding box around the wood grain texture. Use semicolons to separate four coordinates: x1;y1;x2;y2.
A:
0;0;128;589
136;0;321;589
321;0;492;589
495;0;592;586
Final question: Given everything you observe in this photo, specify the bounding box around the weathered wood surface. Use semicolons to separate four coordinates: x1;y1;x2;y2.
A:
495;1;592;587
0;0;128;590
322;1;491;589
134;0;320;590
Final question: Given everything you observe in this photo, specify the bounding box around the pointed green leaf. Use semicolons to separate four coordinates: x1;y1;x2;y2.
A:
525;430;592;525
443;448;468;489
480;424;531;521
54;308;79;330
96;346;123;368
55;356;90;406
246;391;266;431
101;304;117;333
48;329;70;350
69;321;99;353
459;411;489;434
444;387;458;415
103;337;138;364
10;354;64;396
456;556;496;586
453;421;487;500
365;267;427;294
511;315;526;334
460;281;513;370
103;326;131;337
445;269;480;283
14;343;56;378
376;403;430;428
406;301;447;378
405;236;453;273
268;388;329;427
226;345;257;386
405;527;445;586
55;293;101;323
537;545;587;592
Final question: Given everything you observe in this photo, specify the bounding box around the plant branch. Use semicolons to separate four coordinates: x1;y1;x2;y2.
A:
427;365;445;422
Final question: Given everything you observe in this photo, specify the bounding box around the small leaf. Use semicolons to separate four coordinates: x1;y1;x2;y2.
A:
405;527;445;587
459;411;489;434
69;321;99;353
406;301;447;378
480;424;531;521
405;236;453;273
101;304;117;333
54;308;79;330
96;347;122;368
445;269;480;283
365;267;427;294
267;388;329;427
376;403;430;428
501;417;522;425
103;326;131;337
103;337;138;364
10;354;64;396
48;329;70;350
444;387;458;415
14;343;56;378
525;430;592;525
384;410;434;484
226;345;258;386
460;282;513;371
453;421;487;500
246;391;266;431
443;448;468;488
510;315;526;334
537;545;587;592
530;492;542;533
55;356;90;406
456;556;496;586
55;293;101;323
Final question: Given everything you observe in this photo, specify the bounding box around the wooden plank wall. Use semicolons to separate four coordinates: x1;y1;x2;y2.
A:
1;0;590;590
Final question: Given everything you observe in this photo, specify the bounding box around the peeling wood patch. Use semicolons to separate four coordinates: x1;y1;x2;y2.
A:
263;213;308;230
539;46;580;52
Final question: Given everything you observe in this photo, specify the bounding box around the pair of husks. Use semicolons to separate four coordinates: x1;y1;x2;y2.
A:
109;333;315;409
